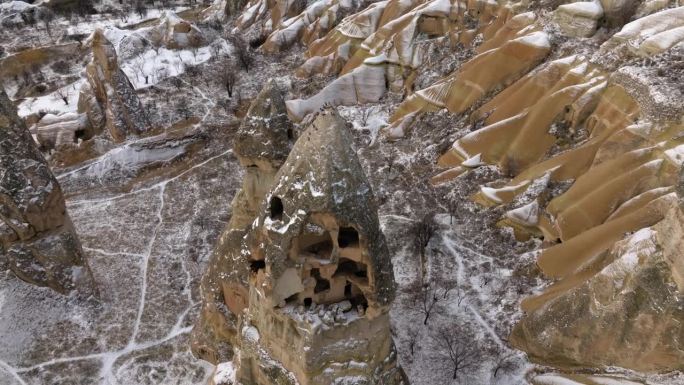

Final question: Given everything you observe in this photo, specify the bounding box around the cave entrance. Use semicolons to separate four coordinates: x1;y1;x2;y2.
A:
250;259;265;274
337;227;359;248
269;196;283;220
334;258;367;279
312;268;331;294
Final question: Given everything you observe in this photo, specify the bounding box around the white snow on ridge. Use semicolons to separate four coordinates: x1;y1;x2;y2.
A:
213;361;237;384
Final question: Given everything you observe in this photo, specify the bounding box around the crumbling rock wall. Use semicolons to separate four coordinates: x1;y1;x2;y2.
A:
0;90;94;294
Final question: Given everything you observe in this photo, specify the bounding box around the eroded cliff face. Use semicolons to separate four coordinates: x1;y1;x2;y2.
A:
511;205;684;371
0;90;94;294
209;0;684;376
77;29;150;143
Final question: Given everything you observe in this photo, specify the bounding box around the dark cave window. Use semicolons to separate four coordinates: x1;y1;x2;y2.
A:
312;268;330;294
305;238;333;256
285;293;298;303
250;260;265;273
269;196;283;220
304;298;312;307
344;283;352;298
335;258;367;279
287;128;294;140
337;227;359;248
73;129;86;142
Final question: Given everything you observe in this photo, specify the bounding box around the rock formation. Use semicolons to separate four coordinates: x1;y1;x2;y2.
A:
150;12;205;50
192;80;294;364
234;0;357;52
231;110;405;385
285;1;551;122
0;90;95;294
77;29;150;143
196;0;684;378
413;3;684;373
511;204;684;371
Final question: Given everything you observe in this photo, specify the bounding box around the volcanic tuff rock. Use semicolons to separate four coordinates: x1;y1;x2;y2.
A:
77;29;150;143
192;79;294;364
511;205;684;371
232;110;405;385
152;12;206;50
202;0;684;375
0;90;94;294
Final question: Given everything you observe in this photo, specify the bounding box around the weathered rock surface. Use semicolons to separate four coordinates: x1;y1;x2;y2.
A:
192;79;294;364
231;110;405;385
512;204;684;371
0;90;94;294
554;1;604;37
77;29;150;143
152;12;205;50
415;4;684;374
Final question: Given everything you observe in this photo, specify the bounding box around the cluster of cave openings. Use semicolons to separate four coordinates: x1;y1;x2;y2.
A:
295;257;369;312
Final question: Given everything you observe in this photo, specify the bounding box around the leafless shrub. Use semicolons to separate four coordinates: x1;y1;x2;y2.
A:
54;87;70;105
217;65;237;97
491;351;517;378
228;35;253;72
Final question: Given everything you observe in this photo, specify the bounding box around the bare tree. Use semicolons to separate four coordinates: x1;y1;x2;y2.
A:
54;88;70;105
219;65;237;97
360;106;372;127
210;43;223;61
135;0;148;19
416;282;441;325
491;351;517;379
132;57;149;84
434;323;480;380
386;147;397;174
176;99;191;120
38;8;55;37
229;35;253;72
406;326;419;356
413;214;436;283
446;195;458;225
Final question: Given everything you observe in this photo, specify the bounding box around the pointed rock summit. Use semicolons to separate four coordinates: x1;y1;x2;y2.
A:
192;79;294;364
0;90;95;294
77;29;150;142
231;110;405;385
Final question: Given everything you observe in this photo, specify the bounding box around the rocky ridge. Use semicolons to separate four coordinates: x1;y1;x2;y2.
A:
0;89;94;294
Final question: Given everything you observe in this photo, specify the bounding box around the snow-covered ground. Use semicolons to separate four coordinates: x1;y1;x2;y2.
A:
2;1;684;385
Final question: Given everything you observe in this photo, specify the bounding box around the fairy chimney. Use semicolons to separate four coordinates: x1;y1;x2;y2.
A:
191;80;294;364
234;111;406;385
